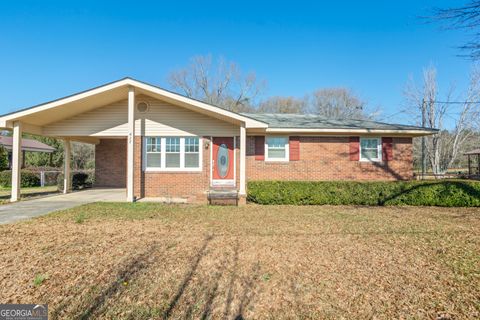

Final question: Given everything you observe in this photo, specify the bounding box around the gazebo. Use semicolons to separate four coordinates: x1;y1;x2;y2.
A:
464;148;480;176
0;136;55;169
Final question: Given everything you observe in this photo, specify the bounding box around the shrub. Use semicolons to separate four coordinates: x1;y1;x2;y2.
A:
0;171;9;187
57;171;94;190
247;180;480;207
0;146;8;171
0;170;41;187
72;172;89;189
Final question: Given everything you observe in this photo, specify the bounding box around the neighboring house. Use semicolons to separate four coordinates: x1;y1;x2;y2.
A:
0;136;55;169
0;78;437;203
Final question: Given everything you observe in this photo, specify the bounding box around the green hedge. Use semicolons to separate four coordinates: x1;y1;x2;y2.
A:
247;180;480;207
57;172;94;190
0;170;41;188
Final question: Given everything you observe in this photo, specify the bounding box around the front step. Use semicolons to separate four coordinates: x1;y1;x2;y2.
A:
207;189;239;206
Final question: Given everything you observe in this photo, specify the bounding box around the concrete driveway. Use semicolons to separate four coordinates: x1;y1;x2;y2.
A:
0;188;125;224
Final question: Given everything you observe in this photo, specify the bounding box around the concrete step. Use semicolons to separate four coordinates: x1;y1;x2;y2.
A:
207;189;239;206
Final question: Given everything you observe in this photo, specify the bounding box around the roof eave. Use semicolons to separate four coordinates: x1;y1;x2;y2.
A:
0;78;269;130
127;79;268;128
264;127;438;136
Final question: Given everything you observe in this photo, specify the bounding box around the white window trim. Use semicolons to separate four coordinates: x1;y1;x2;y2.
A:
359;137;382;162
265;136;290;162
145;137;162;169
143;136;203;172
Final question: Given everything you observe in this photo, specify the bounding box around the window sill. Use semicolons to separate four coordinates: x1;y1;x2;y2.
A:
264;159;290;163
359;159;382;163
144;168;202;173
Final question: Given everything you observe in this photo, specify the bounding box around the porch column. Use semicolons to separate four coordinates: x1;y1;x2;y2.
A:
127;86;135;202
239;124;246;195
63;138;71;194
10;121;22;202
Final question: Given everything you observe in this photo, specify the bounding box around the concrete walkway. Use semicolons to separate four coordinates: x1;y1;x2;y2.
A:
0;188;125;224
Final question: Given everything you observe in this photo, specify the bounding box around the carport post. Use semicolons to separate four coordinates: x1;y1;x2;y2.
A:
126;86;135;202
10;121;22;202
239;124;246;195
63;138;71;194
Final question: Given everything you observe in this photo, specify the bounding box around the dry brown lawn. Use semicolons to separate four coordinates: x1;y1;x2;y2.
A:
0;203;479;319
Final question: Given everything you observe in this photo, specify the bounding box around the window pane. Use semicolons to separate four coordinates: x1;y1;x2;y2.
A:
185;153;199;168
268;149;286;159
166;153;180;167
146;137;161;152
166;137;180;152
361;149;378;159
185;137;199;153
267;136;287;159
146;153;161;167
360;138;380;160
361;138;377;149
267;137;287;148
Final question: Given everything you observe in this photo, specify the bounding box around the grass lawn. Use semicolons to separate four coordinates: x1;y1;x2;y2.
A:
0;204;478;319
0;186;59;204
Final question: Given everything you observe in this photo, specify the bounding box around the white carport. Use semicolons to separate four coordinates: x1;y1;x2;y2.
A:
0;78;267;202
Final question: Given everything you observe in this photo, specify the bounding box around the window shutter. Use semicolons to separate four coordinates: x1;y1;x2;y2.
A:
382;137;393;161
254;136;265;160
349;137;360;161
289;136;300;161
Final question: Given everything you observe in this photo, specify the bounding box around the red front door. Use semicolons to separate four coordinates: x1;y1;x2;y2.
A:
212;137;234;184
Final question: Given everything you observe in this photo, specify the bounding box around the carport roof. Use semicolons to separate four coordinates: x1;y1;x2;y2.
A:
0;77;268;130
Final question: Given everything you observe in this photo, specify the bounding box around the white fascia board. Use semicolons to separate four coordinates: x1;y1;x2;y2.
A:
0;79;131;125
0;78;268;129
265;128;437;136
128;79;268;129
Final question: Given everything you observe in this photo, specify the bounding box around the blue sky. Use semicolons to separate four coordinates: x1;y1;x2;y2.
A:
0;0;472;124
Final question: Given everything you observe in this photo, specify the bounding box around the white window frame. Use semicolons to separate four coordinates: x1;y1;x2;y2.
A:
359;137;382;162
143;136;203;172
165;137;181;169
145;137;162;168
184;137;201;169
265;136;289;162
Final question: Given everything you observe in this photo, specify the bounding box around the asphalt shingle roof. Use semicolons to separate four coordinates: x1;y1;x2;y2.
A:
464;148;480;155
0;136;55;152
241;113;437;131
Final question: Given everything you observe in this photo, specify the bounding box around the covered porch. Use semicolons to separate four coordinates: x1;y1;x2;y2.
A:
0;78;266;203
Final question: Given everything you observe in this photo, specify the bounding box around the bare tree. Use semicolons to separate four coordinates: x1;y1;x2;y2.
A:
306;88;376;119
257;96;307;114
404;65;480;174
168;55;265;112
432;1;480;59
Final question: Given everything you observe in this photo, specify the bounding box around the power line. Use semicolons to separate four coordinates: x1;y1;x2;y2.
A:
431;100;479;104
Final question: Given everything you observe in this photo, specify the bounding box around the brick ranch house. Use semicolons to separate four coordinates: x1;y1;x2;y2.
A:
0;78;437;203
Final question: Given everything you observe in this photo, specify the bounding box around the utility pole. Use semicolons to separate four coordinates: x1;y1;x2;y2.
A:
421;98;426;179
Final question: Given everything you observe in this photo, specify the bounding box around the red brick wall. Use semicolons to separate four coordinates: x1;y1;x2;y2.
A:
132;136;241;202
95;139;127;187
246;136;413;181
95;135;413;203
